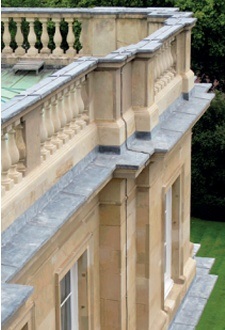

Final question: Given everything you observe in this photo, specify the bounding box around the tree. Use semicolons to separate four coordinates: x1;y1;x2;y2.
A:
191;91;225;221
165;0;225;82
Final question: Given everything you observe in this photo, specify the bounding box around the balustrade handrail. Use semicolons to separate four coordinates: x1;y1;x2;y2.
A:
1;7;179;15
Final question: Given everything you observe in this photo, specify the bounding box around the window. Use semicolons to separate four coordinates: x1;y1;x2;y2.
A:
164;187;174;298
57;250;88;330
60;263;79;330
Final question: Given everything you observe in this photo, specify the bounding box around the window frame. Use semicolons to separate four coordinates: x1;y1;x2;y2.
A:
164;186;174;299
55;233;91;330
162;168;183;300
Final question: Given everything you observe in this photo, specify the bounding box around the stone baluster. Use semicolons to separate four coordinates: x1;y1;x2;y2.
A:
7;125;23;184
158;48;166;89
162;42;172;82
76;79;86;129
171;38;177;76
168;40;176;78
40;18;51;55
154;52;161;94
40;106;50;161
53;18;63;56
2;18;13;54
43;100;57;154
69;83;81;134
57;91;70;144
1;130;14;191
15;121;27;175
162;43;172;83
51;95;63;149
27;18;38;56
63;88;75;138
81;76;90;124
66;18;76;57
14;18;25;55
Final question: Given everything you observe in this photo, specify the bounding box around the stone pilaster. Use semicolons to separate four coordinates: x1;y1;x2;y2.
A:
99;178;136;330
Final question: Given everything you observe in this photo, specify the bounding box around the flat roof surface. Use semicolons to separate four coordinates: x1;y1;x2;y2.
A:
1;68;55;104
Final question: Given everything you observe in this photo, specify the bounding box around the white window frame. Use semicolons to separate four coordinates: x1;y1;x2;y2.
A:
55;234;91;330
164;187;174;298
60;262;79;330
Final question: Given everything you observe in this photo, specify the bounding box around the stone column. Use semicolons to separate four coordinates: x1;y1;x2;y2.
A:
136;159;168;329
180;132;193;267
92;16;116;56
136;166;151;329
175;24;195;97
132;53;159;134
22;106;42;171
93;63;125;148
79;17;93;56
99;179;127;330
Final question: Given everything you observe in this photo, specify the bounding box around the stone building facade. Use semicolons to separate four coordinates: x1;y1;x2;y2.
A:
1;7;214;330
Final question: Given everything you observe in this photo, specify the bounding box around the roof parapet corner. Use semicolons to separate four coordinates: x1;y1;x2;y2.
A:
165;16;197;29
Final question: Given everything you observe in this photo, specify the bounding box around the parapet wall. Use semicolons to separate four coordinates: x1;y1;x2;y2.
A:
1;7;193;64
1;7;196;231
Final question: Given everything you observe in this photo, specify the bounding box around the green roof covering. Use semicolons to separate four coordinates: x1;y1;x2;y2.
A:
1;68;55;104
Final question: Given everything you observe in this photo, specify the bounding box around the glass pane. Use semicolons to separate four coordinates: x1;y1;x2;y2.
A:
61;297;71;330
164;244;167;271
60;270;71;303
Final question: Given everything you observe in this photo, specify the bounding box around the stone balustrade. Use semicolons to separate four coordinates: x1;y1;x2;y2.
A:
1;7;196;231
1;7;193;65
1;59;95;196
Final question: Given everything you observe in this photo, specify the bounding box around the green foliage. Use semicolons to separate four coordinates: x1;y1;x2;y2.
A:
191;92;225;221
165;0;225;80
2;0;46;6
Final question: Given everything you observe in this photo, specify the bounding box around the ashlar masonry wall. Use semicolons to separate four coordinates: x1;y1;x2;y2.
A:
1;7;214;330
3;130;195;330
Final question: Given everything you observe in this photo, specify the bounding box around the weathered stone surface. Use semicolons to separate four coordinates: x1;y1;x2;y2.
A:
1;6;215;329
1;283;33;326
169;251;218;330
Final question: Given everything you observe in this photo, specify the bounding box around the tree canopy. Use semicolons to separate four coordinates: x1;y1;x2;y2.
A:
191;91;225;221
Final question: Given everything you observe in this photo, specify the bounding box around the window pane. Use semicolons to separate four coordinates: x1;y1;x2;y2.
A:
61;297;71;330
60;270;71;304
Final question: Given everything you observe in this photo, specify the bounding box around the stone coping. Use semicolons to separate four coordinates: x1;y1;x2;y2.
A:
1;58;98;124
2;7;179;15
1;283;34;327
1;84;213;327
169;245;218;330
1;83;213;279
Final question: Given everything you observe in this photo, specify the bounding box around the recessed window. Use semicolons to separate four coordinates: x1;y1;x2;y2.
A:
164;187;174;298
60;263;79;330
58;251;88;330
